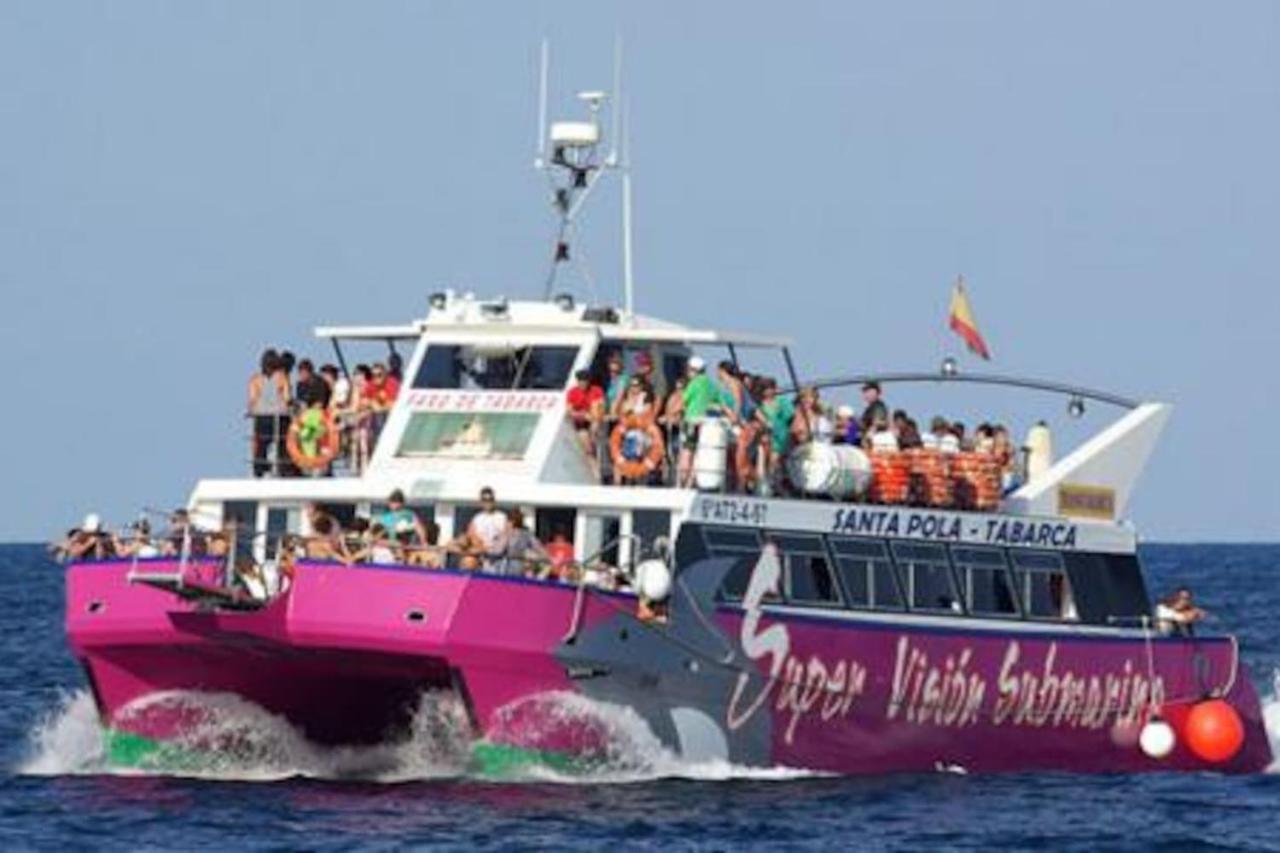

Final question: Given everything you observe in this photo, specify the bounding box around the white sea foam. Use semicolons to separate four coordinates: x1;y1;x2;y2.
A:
17;689;818;783
1264;670;1280;773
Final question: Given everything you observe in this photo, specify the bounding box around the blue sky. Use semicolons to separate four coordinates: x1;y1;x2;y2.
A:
1;1;1277;541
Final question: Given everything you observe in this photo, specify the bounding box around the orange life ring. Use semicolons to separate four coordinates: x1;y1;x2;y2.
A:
609;415;666;481
286;408;342;472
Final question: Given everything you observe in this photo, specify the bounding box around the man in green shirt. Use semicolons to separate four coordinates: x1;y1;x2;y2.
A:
677;356;714;485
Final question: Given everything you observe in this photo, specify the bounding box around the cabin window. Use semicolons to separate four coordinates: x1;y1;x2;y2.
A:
891;542;963;614
412;345;579;391
767;533;840;606
397;412;540;460
632;509;672;560
1062;551;1149;624
704;526;762;602
1010;551;1077;620
951;546;1019;617
703;526;762;556
581;512;622;569
828;537;905;610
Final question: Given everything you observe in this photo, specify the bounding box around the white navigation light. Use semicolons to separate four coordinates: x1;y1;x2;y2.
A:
1068;396;1086;419
941;357;958;377
549;121;600;147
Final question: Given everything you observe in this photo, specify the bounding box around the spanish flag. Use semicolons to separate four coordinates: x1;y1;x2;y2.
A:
948;276;991;360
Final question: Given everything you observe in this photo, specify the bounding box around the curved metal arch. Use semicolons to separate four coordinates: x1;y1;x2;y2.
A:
788;371;1141;410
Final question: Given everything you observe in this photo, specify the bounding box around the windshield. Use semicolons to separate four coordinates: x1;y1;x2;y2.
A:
412;345;578;391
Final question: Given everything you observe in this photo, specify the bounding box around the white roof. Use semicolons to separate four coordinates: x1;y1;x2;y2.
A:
312;298;789;349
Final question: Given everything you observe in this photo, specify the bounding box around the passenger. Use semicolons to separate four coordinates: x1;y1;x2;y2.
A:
321;364;348;428
248;349;292;477
867;413;900;453
833;405;860;446
992;425;1020;491
367;363;399;441
387;351;404;383
604;350;630;418
296;359;331;410
895;411;924;450
756;379;793;491
677;356;715;487
58;513;115;561
114;519;160;559
660;375;687;468
1155;587;1206;636
466;487;510;570
789;386;829;446
378;489;428;544
620;375;657;420
734;377;768;493
207;530;230;558
859;382;888;435
974;422;996;454
952;421;970;451
163;509;207;558
344;365;374;473
633;352;664;401
343;516;371;557
306;515;350;564
928;417;960;454
566;369;605;478
273;352;299;476
501;509;548;575
716;361;746;426
366;523;397;565
543;528;576;579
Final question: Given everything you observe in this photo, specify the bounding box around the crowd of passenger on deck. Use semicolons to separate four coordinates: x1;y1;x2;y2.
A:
247;348;403;478
57;488;625;591
567;349;1023;497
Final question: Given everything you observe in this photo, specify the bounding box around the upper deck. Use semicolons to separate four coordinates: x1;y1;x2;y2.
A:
204;290;1166;568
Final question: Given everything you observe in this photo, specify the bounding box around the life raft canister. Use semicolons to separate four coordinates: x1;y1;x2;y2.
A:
286;407;341;472
609;414;666;481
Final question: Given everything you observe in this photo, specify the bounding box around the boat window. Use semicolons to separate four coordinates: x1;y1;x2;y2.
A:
582;512;622;569
951;546;1019;617
702;526;762;556
828;537;905;610
397;412;540;460
891;542;963;614
1010;551;1077;620
632;509;672;560
766;533;840;606
1061;551;1150;625
412;344;579;391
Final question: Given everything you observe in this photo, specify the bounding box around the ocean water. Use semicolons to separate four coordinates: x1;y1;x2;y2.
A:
3;543;1279;852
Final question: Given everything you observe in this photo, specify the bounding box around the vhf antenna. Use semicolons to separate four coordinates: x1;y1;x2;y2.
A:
535;38;635;318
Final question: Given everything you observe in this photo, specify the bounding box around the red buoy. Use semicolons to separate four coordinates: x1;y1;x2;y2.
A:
1183;699;1246;763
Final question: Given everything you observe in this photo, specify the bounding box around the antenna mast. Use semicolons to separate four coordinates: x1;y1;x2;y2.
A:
534;39;635;317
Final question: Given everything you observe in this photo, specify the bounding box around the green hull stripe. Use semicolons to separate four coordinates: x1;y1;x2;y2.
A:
104;729;586;777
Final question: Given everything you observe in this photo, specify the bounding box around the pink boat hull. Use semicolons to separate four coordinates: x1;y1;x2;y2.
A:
66;558;1273;774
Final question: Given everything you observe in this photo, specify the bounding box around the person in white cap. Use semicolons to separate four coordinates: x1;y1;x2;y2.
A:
677;356;714;486
833;404;861;446
52;513;114;562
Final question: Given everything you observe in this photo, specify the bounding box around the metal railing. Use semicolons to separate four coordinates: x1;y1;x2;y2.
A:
245;407;388;479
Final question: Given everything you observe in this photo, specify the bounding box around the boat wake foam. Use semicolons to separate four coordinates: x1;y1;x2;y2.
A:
17;689;816;784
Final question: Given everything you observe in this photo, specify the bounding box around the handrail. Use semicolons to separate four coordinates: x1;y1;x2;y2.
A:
564;532;643;643
787;371;1142;410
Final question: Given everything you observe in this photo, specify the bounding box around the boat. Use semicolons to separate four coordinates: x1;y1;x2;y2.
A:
63;49;1272;775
